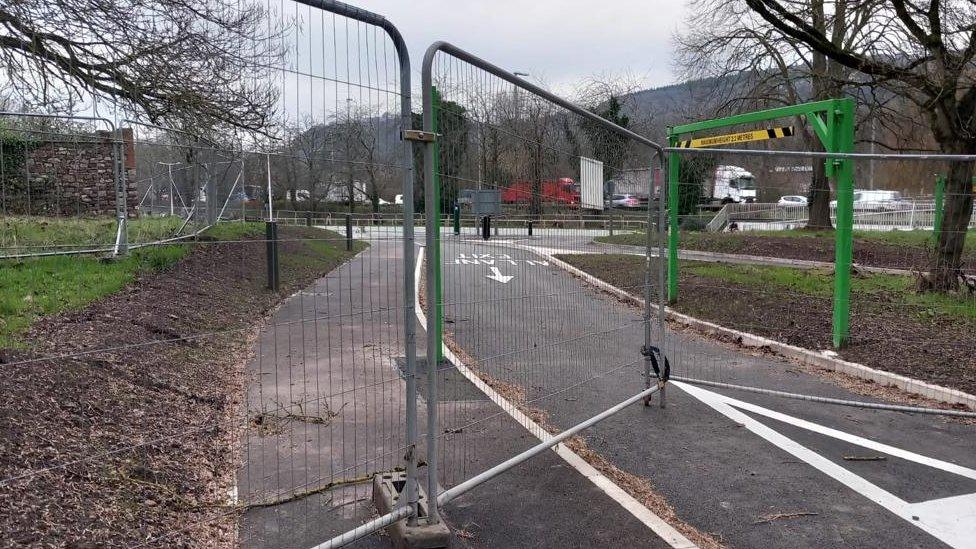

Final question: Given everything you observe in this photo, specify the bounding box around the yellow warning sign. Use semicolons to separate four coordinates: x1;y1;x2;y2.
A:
677;126;795;148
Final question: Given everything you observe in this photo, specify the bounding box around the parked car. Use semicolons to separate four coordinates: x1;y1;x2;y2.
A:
830;190;907;211
610;193;649;209
777;195;808;206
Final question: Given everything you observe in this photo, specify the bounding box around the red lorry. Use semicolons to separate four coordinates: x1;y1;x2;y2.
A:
500;178;580;206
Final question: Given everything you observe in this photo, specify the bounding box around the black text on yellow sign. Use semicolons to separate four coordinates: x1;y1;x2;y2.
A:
677;126;795;148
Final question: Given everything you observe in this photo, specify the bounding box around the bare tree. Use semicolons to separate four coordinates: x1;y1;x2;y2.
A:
745;0;975;290
676;0;890;229
0;0;282;132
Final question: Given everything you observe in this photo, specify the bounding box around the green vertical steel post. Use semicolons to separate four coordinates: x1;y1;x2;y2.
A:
830;98;856;349
933;174;946;243
666;134;680;303
432;87;444;362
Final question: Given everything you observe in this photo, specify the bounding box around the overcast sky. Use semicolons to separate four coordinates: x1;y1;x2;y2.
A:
352;0;687;93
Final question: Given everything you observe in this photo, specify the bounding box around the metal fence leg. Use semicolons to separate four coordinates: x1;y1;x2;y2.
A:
112;131;129;256
657;158;669;408
266;220;279;291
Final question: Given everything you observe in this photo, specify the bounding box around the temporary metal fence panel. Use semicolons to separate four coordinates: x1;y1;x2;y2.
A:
418;41;668;526
658;141;976;414
0;113;132;257
1;0;418;547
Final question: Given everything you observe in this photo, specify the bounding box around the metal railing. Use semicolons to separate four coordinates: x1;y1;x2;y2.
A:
706;200;976;232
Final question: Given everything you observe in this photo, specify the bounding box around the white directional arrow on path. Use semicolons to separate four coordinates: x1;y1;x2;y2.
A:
485;266;515;284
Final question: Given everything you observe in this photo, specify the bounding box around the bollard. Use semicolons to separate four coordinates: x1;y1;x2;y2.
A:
608;216;614;236
453;205;461;235
345;214;353;251
481;215;490;240
266;221;279;291
528;220;533;237
305;212;312;227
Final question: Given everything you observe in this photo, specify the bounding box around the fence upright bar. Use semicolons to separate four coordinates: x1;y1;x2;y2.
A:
432;87;444;363
112;129;129;255
422;78;442;526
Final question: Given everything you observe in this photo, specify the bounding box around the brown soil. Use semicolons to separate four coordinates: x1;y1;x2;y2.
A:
0;227;362;548
559;254;976;397
625;232;975;274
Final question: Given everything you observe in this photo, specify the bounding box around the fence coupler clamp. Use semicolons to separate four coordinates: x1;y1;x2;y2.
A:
401;129;438;143
640;345;671;382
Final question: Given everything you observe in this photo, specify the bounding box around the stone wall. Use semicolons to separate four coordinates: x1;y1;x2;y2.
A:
5;128;137;217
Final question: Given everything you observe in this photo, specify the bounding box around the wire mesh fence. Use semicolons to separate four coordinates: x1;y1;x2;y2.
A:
417;42;669;527
1;0;417;546
653;146;976;405
5;0;976;546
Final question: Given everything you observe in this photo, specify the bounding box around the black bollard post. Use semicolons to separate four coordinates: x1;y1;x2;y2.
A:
345;214;353;251
528;220;533;236
266;220;279;291
481;215;491;240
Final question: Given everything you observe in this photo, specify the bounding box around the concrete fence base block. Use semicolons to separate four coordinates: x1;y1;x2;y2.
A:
372;471;451;549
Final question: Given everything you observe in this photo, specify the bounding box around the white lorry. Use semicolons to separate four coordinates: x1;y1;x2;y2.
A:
708;165;757;206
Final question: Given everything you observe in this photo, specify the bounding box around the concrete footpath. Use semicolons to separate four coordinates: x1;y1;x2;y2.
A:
440;237;976;549
237;236;674;548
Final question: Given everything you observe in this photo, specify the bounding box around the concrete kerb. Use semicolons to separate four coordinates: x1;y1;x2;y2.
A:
414;247;699;549
535;249;976;410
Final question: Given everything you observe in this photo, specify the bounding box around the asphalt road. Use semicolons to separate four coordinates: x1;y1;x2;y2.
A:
438;234;976;549
239;235;673;549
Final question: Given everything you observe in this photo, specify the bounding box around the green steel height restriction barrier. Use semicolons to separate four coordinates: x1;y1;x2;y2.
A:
666;98;856;349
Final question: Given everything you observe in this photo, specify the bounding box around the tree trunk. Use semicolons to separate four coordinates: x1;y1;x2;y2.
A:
805;35;835;230
806;141;833;230
927;156;974;290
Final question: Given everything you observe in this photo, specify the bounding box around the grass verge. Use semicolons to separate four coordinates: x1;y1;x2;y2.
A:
0;221;293;348
1;216;188;252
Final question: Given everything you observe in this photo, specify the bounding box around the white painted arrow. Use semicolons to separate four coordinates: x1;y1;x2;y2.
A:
485;266;515;284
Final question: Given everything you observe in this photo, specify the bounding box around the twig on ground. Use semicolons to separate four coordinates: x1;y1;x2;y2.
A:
753;511;818;524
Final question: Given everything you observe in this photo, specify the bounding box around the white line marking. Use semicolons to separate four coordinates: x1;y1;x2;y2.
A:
673;381;976;548
415;247;697;549
485;266;514;284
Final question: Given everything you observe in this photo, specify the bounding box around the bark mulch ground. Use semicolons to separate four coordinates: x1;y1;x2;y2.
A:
558;253;976;397
0;227;363;548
